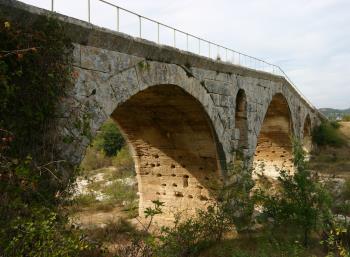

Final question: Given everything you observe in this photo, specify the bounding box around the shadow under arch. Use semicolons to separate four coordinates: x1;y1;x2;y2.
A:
254;93;294;178
234;89;248;160
303;114;312;154
110;84;225;224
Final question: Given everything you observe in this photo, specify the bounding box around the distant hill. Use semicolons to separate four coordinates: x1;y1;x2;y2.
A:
319;108;350;120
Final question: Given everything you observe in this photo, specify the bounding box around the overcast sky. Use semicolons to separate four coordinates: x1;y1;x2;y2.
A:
20;0;350;109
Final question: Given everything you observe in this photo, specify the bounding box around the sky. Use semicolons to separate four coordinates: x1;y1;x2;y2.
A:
20;0;350;109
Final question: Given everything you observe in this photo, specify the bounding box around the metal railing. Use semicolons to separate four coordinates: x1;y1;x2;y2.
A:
43;0;317;111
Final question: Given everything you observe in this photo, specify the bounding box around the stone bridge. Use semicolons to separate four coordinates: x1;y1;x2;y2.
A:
2;0;323;223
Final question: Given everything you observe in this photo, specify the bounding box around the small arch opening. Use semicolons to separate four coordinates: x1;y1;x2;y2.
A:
235;89;248;160
303;114;312;154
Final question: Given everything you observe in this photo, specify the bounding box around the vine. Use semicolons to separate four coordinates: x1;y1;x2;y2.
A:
0;14;98;255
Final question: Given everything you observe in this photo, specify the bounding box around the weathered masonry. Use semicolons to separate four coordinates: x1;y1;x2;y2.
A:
2;0;324;224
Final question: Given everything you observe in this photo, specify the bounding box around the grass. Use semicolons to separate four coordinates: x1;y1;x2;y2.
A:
309;147;350;174
74;193;98;207
71;179;138;215
199;229;325;257
102;180;138;217
84;218;137;243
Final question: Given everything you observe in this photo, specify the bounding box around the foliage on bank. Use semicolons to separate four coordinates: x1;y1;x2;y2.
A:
313;121;346;147
0;15;100;256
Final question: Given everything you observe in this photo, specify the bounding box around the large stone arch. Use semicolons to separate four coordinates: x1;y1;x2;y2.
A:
61;56;229;162
111;84;223;223
253;93;294;177
60;55;228;224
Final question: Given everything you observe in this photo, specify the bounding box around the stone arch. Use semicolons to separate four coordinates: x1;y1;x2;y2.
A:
302;114;312;154
64;59;230;163
59;59;230;225
110;84;223;224
254;93;294;177
234;89;248;160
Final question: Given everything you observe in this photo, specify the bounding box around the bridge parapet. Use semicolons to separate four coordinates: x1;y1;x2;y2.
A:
2;0;325;118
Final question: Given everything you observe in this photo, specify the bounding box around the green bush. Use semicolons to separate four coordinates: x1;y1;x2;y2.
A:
157;216;214;257
0;16;72;160
112;146;135;175
80;147;112;171
2;207;100;257
255;139;332;246
343;115;350;122
322;219;350;257
103;180;137;208
0;16;101;256
227;239;304;257
312;121;346;147
342;179;350;200
80;120;130;172
94;119;125;156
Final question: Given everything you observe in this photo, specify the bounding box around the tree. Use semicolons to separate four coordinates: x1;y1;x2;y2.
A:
256;139;332;246
94;120;125;156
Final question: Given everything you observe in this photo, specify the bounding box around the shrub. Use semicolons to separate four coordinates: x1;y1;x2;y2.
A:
343;179;350;200
2;207;100;257
94;119;125;156
157;215;214;257
103;180;138;209
80;147;112;171
322;219;350;257
330;120;341;129
343;115;350;122
116;200;163;257
256;139;332;246
312;121;346;147
112;146;135;176
0;16;100;256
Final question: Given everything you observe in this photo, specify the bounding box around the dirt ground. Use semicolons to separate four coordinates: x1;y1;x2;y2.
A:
340;121;350;141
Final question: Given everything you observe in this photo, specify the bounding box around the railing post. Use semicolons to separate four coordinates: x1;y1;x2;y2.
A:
208;42;210;58
116;7;119;31
186;34;189;51
174;29;176;47
88;0;91;22
157;23;160;44
51;0;54;11
217;44;219;60
225;48;227;62
198;39;200;54
139;15;142;38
